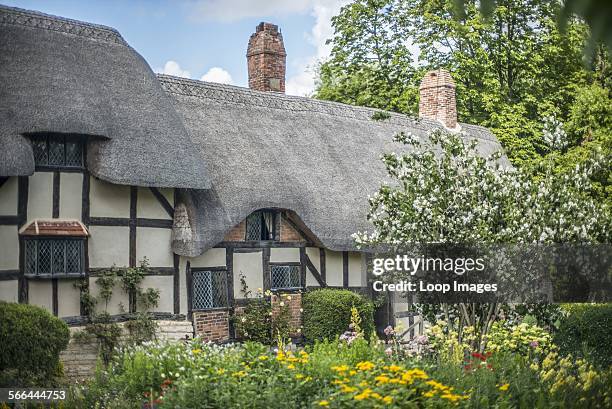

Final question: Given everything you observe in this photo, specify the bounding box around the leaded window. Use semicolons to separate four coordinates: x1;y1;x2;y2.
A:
270;265;301;290
31;134;84;168
24;238;84;277
246;210;277;240
192;269;228;310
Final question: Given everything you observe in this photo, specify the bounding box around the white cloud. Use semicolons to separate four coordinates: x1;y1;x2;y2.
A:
155;60;191;78
187;0;312;22
286;0;349;96
200;67;234;84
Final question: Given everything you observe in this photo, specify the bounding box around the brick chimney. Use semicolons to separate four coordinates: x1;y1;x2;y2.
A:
419;69;458;130
247;22;286;92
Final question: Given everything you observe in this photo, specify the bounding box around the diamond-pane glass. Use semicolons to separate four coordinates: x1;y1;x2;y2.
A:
65;140;83;167
32;139;48;165
24;239;84;276
25;240;37;275
38;240;52;274
246;211;262;240
66;240;82;273
52;240;65;275
48;139;64;166
271;265;301;289
192;270;228;310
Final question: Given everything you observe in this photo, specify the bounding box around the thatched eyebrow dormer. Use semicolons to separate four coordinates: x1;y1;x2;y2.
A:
0;5;210;189
159;75;509;256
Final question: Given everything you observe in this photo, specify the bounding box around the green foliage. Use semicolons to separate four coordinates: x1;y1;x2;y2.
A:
0;301;69;387
77;258;160;364
555;303;612;367
302;289;374;343
315;0;611;172
67;335;612;408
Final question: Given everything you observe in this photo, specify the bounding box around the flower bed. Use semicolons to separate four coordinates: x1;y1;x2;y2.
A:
67;328;611;408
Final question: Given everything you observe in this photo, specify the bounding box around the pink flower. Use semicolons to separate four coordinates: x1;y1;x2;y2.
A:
385;347;393;356
384;326;395;336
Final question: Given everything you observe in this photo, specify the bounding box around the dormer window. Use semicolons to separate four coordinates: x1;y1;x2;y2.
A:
245;210;278;241
30;134;84;169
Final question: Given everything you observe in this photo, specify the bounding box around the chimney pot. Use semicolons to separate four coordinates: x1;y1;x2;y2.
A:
418;69;458;130
247;22;286;92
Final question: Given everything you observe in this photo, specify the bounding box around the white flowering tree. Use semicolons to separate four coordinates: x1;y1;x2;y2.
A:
354;127;610;349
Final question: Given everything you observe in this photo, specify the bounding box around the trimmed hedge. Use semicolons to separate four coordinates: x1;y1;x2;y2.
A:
302;289;374;343
555;303;612;367
0;302;70;386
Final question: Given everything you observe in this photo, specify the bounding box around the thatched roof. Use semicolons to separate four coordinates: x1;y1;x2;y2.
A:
0;5;210;188
159;75;509;255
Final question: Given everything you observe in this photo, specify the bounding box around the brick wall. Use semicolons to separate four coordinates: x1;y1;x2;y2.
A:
280;217;303;241
418;69;457;129
247;22;286;92
271;293;302;336
193;310;230;342
224;220;246;241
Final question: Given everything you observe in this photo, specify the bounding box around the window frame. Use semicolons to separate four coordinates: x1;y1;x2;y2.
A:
22;237;86;279
245;209;279;241
30;134;85;171
269;262;302;291
190;267;229;311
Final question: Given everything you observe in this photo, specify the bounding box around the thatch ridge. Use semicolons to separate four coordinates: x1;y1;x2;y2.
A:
159;75;509;255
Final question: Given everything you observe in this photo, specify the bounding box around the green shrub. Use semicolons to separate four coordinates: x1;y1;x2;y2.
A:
302;289;374;343
0;301;70;386
555;303;612;367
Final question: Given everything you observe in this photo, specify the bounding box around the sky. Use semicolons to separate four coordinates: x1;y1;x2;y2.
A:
4;0;350;95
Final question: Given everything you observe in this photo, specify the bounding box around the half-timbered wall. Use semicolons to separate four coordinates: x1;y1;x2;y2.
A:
0;159;178;319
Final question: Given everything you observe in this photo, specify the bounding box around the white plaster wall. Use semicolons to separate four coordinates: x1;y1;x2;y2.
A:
233;251;263;298
137;187;173;220
88;278;129;315
325;250;343;286
0;177;18;215
141;275;173;312
90;177;130;217
305;247;321;286
0;280;18;302
189;248;226;268
179;257;188;315
27;172;53;219
136;227;173;267
348;252;364;287
88;226;129;267
59;172;83;219
0;225;19;270
270;248;300;263
58;280;81;317
29;280;52;312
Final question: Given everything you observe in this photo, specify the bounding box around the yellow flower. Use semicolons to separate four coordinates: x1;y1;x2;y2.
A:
191;349;202;354
287;364;296;370
371;392;382;400
349;370;357;376
375;375;390;384
331;365;349;372
423;391;436;398
216;368;226;375
318;400;329;407
332;379;345;385
354;389;373;401
499;383;510;391
295;374;304;380
232;371;246;378
358;381;369;387
341;385;357;393
382;396;393;404
387;364;402;372
258;355;269;360
356;361;375;371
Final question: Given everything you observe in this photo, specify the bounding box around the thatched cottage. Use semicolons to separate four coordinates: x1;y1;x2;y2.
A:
0;5;506;342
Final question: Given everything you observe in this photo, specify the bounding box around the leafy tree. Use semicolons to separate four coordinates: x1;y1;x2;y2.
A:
315;0;420;114
354;125;610;348
316;0;609;168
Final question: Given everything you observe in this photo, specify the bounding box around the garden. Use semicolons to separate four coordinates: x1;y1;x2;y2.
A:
1;294;611;408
